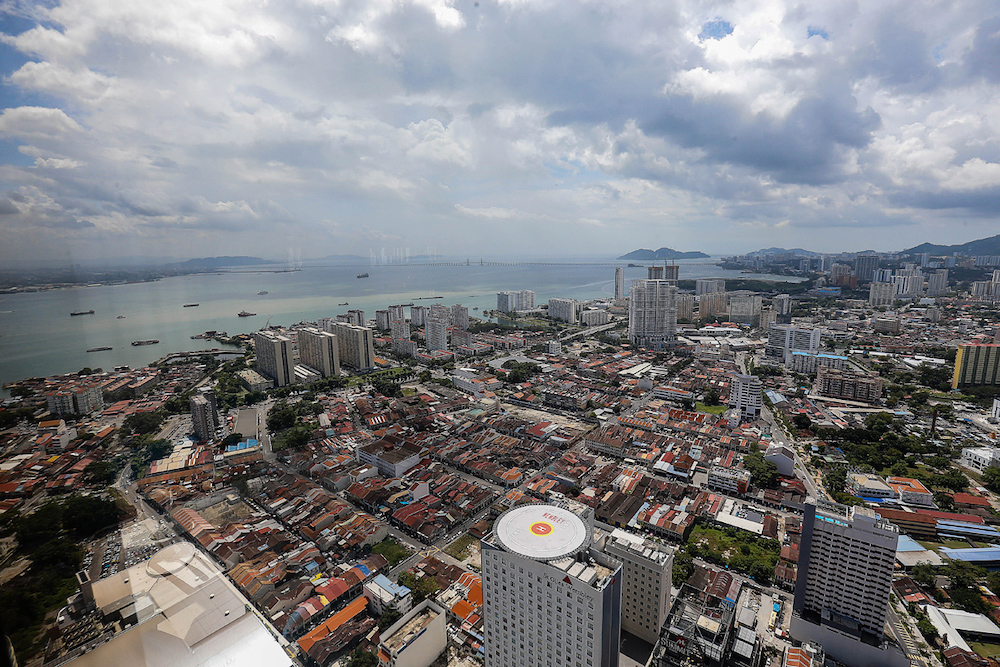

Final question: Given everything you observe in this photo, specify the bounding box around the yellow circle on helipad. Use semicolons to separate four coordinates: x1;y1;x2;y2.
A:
530;521;553;536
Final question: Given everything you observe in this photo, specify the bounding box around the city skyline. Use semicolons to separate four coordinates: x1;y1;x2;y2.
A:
2;1;1000;263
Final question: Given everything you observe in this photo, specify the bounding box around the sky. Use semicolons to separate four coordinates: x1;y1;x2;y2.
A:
1;0;999;263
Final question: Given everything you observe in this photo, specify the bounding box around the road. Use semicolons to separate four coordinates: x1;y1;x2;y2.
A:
887;601;935;667
560;321;617;342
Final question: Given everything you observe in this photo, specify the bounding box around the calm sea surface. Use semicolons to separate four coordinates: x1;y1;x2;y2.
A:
0;259;798;391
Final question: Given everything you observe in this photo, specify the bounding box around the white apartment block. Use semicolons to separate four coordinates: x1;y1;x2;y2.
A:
426;316;448;352
375;309;391;330
729;373;763;420
517;290;536;311
482;505;623;667
787;351;848;375
387;304;406;322
614;267;626;301
326;322;376;370
378;600;447;667
793;502;898;641
549;297;578;323
926;270;949;297
728;294;763;326
298;326;341;377
496;291;518;313
773;293;792;315
847;473;893;499
580;309;609;326
409;305;427;327
600;528;673;644
253;330;296;387
869;281;896;307
696;278;726;295
765;325;822;364
451;304;469;330
629;279;677;349
960;446;1000;473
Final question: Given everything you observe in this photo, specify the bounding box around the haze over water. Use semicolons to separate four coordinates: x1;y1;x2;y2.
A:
0;258;798;391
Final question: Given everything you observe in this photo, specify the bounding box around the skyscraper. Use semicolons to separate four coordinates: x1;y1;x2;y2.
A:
190;393;216;442
496;291;518;313
729;374;762;420
791;502;903;667
600;529;672;644
868;282;895;307
614;267;626;301
727;295;763;327
854;253;879;284
647;265;664;280
327;322;376;370
451;304;469;330
697;290;728;320
410;305;427;327
517;289;536;310
426;316;448;351
952;343;1000;388
253;330;296;387
676;294;695;322
482;504;622;667
765;325;821;364
549;297;578;323
926;269;949;297
628;280;677;349
663;264;679;283
298;326;341;377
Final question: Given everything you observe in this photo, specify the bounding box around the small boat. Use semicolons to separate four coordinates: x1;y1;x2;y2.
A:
87;346;112;353
473;307;479;311
183;303;200;307
357;272;369;279
70;310;95;316
258;291;268;295
338;302;349;306
131;339;159;346
117;315;126;319
238;311;256;317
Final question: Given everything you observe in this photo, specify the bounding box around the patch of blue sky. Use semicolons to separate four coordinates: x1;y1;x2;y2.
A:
699;20;734;41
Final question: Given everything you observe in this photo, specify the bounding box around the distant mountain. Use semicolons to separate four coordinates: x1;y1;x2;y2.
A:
167;256;276;269
303;254;368;264
903;234;1000;257
747;247;822;258
618;247;709;260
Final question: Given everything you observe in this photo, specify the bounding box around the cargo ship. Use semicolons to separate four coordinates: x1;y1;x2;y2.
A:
70;310;95;316
258;291;268;295
238;311;256;317
356;272;369;279
131;339;159;346
183;303;199;307
87;346;112;352
338;302;349;306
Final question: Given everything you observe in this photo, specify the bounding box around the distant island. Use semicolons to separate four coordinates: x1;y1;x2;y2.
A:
617;247;709;260
164;256;276;269
746;247;822;258
903;233;1000;257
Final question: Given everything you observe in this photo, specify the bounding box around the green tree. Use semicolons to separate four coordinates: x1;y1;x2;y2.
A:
792;414;812;431
123;410;165;435
911;563;937;589
824;468;847;495
379;609;402;629
703;389;721;406
62;495;123;538
984;467;1000;493
743;451;779;488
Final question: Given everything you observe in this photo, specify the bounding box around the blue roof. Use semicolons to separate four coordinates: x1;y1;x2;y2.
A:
896;535;925;553
372;574;410;597
940;546;1000;563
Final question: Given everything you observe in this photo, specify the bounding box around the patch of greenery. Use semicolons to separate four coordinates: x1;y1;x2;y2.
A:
686;523;779;584
444;533;477;560
372;538;411;566
398;571;441;604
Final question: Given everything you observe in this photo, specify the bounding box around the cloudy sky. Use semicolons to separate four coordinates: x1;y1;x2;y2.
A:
1;0;999;262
